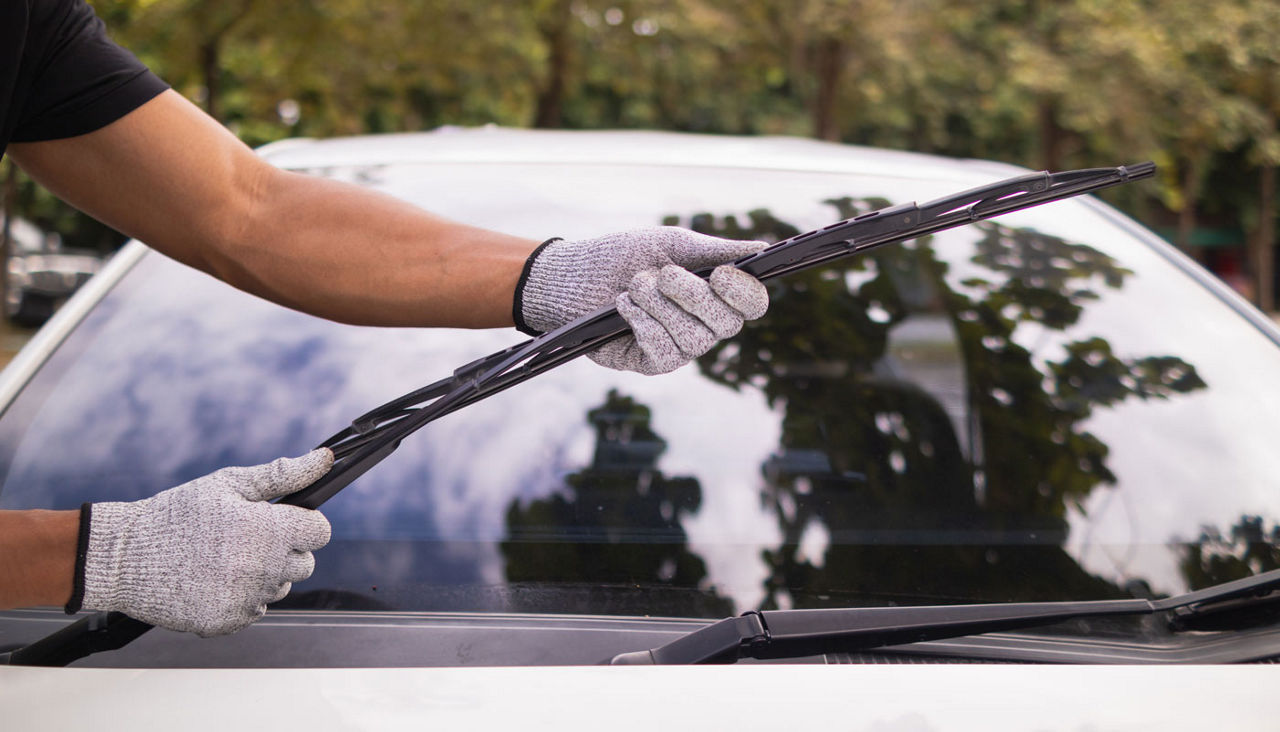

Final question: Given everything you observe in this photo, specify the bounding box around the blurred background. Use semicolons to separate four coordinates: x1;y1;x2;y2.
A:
1;0;1277;349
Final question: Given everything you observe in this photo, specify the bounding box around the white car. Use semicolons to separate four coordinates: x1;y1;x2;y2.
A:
1;128;1278;729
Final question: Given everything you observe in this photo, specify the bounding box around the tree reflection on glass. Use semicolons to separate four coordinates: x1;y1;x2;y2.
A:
676;197;1208;608
1179;515;1280;589
501;389;732;617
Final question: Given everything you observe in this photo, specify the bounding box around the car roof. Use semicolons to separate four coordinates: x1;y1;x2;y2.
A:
254;126;1026;184
250;126;1272;340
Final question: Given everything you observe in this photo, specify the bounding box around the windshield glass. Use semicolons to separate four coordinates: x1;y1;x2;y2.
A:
2;159;1279;621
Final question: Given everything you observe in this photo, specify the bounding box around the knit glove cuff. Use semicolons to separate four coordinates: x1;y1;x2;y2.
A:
80;500;152;615
513;237;567;335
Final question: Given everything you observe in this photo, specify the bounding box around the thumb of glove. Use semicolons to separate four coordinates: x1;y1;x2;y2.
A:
234;448;335;502
659;230;768;271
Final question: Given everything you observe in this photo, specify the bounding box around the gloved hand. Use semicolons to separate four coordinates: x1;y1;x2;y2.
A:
69;449;334;637
514;227;770;375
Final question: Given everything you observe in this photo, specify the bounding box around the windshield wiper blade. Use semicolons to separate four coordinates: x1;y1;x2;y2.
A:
1;162;1153;668
609;568;1280;664
288;162;1155;511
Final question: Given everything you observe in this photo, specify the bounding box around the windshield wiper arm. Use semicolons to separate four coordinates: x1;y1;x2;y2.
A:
609;568;1280;664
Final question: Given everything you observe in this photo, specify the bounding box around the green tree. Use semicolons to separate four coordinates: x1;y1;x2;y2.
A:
10;0;1265;315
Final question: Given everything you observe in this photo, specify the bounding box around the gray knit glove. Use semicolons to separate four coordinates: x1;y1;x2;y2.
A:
515;227;770;375
74;449;333;637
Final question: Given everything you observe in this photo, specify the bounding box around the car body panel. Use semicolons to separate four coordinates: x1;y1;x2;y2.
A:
4;664;1276;731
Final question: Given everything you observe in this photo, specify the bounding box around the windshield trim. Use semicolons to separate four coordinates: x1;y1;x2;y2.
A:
0;242;147;417
8;606;1280;667
1080;195;1280;347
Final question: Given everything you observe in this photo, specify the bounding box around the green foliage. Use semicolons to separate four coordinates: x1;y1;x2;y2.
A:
82;0;1273;165
8;1;1275;277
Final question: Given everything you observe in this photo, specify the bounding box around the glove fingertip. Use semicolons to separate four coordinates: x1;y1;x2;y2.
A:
285;551;317;584
310;512;332;550
284;507;332;552
245;449;336;502
298;447;335;476
268;581;293;605
711;265;769;320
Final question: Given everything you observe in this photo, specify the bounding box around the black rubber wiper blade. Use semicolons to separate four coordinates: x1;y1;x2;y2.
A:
289;161;1155;510
1;162;1153;668
609;568;1280;664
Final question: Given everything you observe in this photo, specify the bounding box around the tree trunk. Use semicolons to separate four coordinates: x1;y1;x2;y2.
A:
200;40;222;122
1176;154;1205;252
1253;162;1276;312
1037;97;1065;172
533;0;572;129
194;0;258;125
812;37;845;142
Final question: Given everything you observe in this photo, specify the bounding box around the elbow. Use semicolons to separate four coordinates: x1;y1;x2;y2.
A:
196;157;280;284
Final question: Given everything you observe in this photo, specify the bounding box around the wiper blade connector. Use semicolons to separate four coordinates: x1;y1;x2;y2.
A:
609;568;1280;664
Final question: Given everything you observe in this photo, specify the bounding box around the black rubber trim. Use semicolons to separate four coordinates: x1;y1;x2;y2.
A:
512;237;562;336
64;503;92;614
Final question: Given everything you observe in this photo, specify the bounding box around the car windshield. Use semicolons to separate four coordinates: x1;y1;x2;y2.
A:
2;157;1279;623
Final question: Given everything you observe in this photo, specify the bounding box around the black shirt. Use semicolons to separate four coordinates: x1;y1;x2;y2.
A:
1;0;168;158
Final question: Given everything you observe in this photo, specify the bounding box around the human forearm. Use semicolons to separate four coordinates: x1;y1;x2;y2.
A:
9;90;539;329
8;90;768;345
220;166;539;328
0;509;78;609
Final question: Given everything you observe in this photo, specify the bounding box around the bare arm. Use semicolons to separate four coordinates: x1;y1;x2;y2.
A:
0;510;77;608
0;94;536;611
7;90;540;328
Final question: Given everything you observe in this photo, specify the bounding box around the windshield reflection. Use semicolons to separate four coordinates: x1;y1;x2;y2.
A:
672;198;1206;607
501;389;733;617
1;171;1276;623
1180;515;1280;589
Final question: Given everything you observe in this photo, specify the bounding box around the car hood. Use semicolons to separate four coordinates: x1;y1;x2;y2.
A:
3;664;1274;730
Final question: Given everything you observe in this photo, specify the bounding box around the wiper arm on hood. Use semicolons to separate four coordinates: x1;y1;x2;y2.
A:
609;568;1280;664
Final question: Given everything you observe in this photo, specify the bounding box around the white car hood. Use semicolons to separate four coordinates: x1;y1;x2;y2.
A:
3;664;1272;730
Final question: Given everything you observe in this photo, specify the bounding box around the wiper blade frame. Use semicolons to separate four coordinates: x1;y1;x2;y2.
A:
290;162;1155;510
609;568;1280;664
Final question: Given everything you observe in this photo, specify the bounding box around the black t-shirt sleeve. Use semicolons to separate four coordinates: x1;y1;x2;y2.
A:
10;0;169;143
